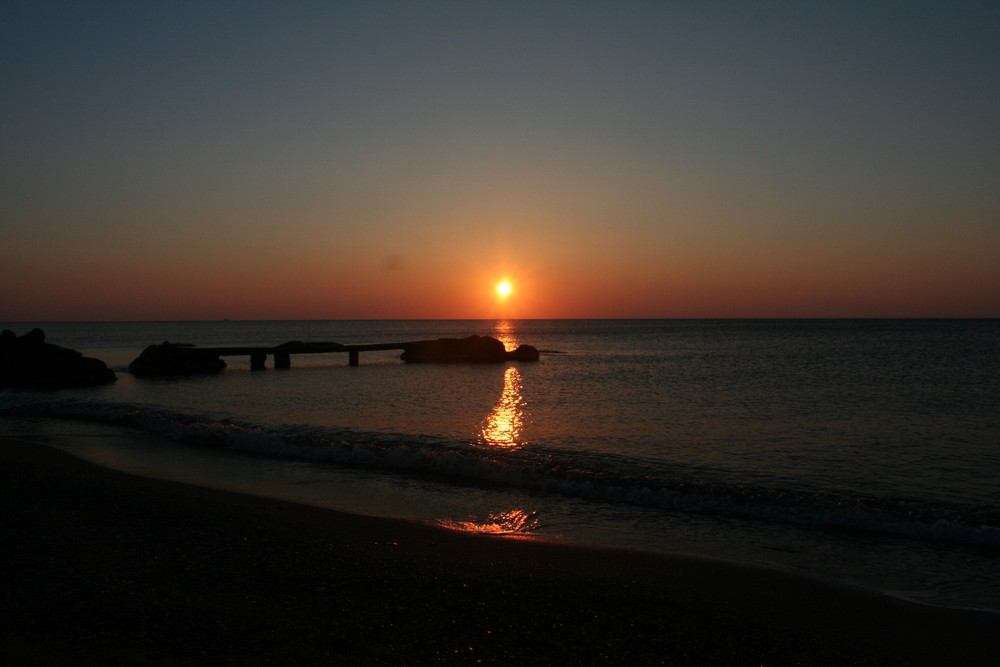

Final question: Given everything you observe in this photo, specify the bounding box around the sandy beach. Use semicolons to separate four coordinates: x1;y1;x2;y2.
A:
2;437;997;666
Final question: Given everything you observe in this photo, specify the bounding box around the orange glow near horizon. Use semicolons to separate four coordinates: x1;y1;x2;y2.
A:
4;5;1000;323
2;228;998;320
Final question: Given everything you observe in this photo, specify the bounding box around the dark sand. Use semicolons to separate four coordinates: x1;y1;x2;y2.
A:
2;438;997;665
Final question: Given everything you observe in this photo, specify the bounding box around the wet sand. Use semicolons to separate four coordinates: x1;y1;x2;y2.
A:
2;437;997;665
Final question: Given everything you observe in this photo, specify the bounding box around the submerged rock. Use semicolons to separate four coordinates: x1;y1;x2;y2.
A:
400;335;539;363
0;328;117;388
128;342;226;376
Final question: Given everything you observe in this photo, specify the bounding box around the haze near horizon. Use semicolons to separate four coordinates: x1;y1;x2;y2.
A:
2;1;998;321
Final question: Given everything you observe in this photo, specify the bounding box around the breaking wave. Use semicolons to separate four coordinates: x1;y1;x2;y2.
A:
3;395;998;549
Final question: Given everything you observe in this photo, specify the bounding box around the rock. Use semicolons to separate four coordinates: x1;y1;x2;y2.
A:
128;342;227;376
400;335;539;363
508;343;540;362
21;327;45;346
0;329;117;388
400;335;506;363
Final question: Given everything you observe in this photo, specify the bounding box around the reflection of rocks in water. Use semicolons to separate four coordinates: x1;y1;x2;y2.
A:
400;335;539;363
0;328;117;388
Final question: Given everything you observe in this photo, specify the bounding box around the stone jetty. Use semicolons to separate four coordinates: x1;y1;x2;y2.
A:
129;335;539;376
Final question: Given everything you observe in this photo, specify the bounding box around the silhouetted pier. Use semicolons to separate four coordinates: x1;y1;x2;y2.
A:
128;336;540;376
199;342;406;368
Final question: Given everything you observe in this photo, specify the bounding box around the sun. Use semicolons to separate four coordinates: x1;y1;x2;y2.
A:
496;281;512;298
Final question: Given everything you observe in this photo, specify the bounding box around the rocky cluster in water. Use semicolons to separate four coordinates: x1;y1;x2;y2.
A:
0;328;117;389
400;335;539;363
128;342;228;376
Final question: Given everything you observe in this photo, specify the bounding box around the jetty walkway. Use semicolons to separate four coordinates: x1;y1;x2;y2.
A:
128;335;540;376
197;341;407;369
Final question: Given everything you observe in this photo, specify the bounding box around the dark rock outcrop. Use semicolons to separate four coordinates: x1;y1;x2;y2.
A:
400;335;539;363
0;328;117;388
128;342;226;376
508;343;540;362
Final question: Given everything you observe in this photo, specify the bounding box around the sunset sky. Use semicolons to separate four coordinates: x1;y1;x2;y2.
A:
3;1;998;321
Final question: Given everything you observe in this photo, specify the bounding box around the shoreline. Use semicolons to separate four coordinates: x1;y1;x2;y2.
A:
2;436;998;665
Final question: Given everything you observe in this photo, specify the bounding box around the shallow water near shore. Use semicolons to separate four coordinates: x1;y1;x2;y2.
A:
2;319;998;611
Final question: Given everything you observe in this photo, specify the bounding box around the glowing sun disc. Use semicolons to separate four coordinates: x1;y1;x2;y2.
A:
496;282;512;297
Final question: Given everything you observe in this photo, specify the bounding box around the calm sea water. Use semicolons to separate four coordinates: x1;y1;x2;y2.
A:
2;319;998;611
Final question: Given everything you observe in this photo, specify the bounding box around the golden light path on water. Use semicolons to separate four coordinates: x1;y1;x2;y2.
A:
491;319;517;351
478;366;525;449
437;319;540;536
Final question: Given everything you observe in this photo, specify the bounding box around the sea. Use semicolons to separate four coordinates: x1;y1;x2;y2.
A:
1;319;998;612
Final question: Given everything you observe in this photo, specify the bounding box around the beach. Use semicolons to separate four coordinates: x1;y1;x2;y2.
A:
5;0;1000;658
2;437;997;665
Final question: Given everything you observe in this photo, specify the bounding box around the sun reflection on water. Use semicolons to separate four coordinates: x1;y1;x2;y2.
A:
437;509;540;536
478;366;526;448
492;319;518;351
